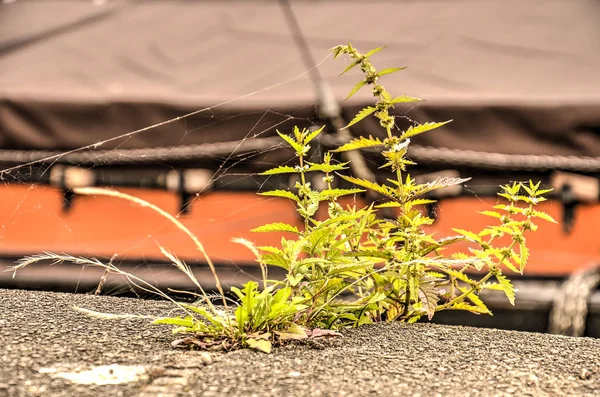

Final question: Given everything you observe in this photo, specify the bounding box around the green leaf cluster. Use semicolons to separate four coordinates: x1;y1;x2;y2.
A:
153;45;554;353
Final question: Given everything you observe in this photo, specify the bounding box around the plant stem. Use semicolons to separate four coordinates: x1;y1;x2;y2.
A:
298;155;310;233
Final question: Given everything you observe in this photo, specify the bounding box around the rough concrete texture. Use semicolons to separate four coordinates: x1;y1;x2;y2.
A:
1;289;598;397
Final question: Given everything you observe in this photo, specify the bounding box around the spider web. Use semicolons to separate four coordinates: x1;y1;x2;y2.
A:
0;54;354;298
0;51;459;300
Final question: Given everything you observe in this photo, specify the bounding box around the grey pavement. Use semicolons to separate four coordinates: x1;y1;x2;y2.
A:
1;289;598;397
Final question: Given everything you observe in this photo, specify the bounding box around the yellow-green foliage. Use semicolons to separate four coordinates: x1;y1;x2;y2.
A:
152;44;556;352
10;44;556;354
244;44;556;344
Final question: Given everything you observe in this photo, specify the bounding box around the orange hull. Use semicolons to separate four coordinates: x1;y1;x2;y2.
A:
0;184;598;276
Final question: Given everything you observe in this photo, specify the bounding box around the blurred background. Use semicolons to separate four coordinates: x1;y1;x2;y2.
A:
0;0;598;336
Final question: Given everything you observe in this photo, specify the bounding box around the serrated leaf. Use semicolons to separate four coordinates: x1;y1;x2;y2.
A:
256;246;283;254
251;222;300;234
479;210;503;219
276;131;305;155
390;95;423;104
519;243;529;272
535;188;553;196
496;274;515;305
261;253;289;269
246;338;272;354
426;271;447;280
345;80;367;100
401;121;451;140
481;282;503;291
418;283;439;320
334;134;384;151
260;166;298;175
445;268;474;284
306;162;349;173
496;251;520;274
342;106;377;129
318;188;364;200
457;286;490;314
450;302;489;315
378;67;406;77
452;228;481;243
408;199;437;206
532;210;557;223
375;201;402;208
258;190;300;202
304;126;325;144
365;46;386;58
340;175;397;200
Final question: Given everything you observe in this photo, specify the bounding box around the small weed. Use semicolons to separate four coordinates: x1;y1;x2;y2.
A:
8;44;555;354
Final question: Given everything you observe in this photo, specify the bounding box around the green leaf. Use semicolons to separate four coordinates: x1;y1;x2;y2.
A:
535;188;553;196
444;268;474;284
305;228;332;254
258;190;300;202
340;175;397;201
532;210;557;223
251;222;300;234
153;316;195;327
377;67;406;77
275;323;308;341
496;273;516;305
452;228;481;243
306;162;350;173
286;273;303;287
401;121;451;140
519;243;529;272
261;253;289;269
479;210;503;219
181;305;229;330
260;166;298;176
390;95;423;104
345;80;367;100
407;199;437;206
375;201;402;208
365;46;386;57
304;126;325;145
343;106;377;129
334;134;383;152
276;131;305;155
318;188;364;200
339;61;360;75
425;271;446;280
450;302;489;315
457;287;490;314
246;338;272;354
493;250;520;274
256;246;284;254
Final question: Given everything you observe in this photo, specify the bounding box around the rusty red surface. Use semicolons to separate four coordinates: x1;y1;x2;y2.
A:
0;184;597;276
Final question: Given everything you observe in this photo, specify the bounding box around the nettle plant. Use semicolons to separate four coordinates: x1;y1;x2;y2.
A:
154;44;554;352
10;44;555;354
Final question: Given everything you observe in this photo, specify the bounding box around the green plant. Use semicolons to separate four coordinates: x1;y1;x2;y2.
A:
9;44;555;354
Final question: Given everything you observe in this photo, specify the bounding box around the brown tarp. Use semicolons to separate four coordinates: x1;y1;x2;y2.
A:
1;0;599;169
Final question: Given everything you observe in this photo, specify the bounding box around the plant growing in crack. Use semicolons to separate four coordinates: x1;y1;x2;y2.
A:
8;44;556;354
